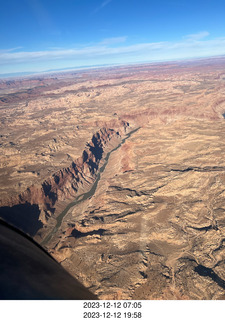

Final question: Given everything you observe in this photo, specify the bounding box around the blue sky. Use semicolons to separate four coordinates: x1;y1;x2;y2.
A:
1;0;225;75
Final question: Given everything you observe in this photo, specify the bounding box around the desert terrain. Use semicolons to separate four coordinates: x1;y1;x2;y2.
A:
1;57;225;299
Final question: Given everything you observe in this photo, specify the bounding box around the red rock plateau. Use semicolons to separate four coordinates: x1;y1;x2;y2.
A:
1;57;225;299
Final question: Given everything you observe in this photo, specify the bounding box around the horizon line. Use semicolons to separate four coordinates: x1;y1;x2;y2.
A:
0;54;225;80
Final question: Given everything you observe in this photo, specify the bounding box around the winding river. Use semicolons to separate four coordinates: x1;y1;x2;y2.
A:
41;127;140;247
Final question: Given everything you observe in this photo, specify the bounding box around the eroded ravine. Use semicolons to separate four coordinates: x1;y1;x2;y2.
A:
41;127;140;247
0;121;130;238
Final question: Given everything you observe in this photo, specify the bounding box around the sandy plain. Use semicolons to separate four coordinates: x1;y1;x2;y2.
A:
1;57;225;299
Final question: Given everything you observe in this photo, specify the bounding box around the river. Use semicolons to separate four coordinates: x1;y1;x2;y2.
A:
41;127;140;247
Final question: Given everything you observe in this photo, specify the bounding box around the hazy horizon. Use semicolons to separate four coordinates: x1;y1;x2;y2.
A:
1;0;225;76
1;54;225;80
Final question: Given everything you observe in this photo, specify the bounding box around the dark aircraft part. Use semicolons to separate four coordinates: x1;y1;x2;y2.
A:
0;219;98;300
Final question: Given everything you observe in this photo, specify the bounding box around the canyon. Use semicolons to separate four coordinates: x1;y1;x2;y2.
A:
1;57;225;299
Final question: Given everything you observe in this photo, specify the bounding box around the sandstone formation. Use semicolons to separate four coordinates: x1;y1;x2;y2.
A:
1;57;225;299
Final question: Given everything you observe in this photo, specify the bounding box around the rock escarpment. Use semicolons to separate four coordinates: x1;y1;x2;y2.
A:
47;119;225;300
0;121;129;237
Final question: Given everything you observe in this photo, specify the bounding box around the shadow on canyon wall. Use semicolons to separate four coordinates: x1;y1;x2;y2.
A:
195;265;225;290
71;227;106;239
0;203;43;237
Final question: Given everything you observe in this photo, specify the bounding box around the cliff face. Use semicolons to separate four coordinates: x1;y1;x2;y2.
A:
0;121;129;237
49;119;225;300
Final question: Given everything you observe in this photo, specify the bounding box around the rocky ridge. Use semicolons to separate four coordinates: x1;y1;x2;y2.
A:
48;119;225;299
0;120;130;238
